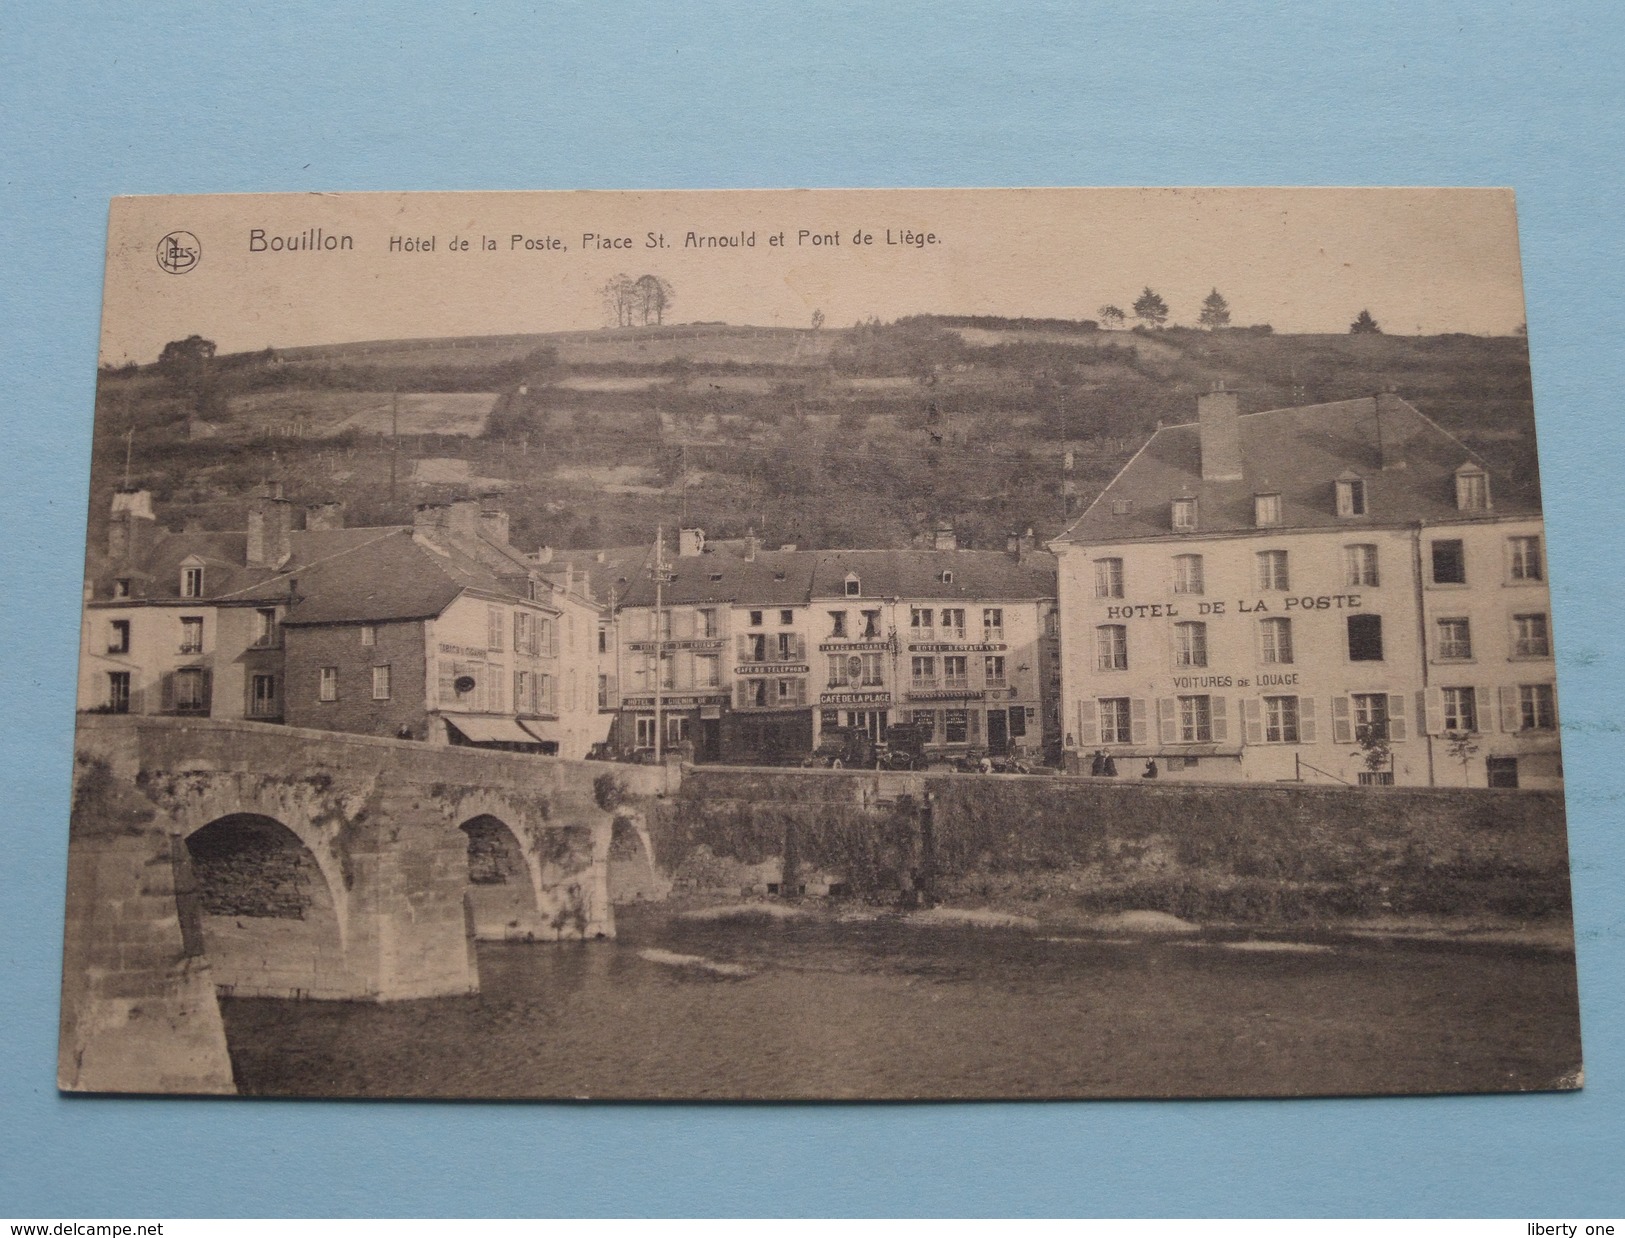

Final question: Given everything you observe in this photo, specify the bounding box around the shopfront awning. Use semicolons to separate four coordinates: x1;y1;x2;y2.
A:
517;719;556;744
446;715;540;745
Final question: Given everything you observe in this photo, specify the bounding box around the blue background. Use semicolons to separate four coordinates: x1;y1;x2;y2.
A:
2;1;1622;1218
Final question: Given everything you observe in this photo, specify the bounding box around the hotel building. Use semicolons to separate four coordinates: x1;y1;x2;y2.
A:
1049;387;1561;788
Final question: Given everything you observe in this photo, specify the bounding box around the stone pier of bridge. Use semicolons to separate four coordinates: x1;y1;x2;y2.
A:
59;715;669;1093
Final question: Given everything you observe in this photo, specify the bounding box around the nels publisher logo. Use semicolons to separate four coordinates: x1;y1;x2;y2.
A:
156;230;201;274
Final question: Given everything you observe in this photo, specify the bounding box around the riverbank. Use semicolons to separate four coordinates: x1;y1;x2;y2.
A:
655;892;1577;952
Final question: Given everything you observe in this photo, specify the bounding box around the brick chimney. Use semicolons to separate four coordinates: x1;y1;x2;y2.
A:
934;525;958;552
744;528;758;563
246;483;294;568
1006;527;1036;561
477;492;510;545
1197;381;1243;482
107;489;155;562
678;527;706;557
413;502;449;539
446;498;481;542
304;501;345;531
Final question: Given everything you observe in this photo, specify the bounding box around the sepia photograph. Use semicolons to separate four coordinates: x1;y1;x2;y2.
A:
61;187;1582;1100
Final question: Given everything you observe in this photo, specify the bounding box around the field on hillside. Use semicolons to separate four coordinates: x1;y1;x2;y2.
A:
225;391;499;438
93;319;1539;562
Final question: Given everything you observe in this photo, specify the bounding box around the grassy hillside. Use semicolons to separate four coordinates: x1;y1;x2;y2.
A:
88;320;1539;560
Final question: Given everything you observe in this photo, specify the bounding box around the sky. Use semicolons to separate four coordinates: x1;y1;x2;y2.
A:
99;187;1528;363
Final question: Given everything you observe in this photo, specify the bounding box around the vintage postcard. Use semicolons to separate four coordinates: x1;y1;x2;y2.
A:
61;188;1581;1099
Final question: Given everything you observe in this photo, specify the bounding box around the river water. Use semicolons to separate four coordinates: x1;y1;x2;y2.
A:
221;906;1581;1100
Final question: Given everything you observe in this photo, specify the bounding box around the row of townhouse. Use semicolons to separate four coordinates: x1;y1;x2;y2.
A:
78;487;608;758
559;530;1061;765
1048;386;1563;789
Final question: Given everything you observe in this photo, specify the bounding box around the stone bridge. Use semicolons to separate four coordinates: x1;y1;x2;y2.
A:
59;715;670;1093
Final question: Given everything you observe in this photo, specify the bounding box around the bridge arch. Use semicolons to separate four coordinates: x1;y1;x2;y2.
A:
459;812;547;940
182;812;350;998
167;778;351;936
608;812;670;904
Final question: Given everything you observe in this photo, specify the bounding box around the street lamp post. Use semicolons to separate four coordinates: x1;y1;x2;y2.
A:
649;526;674;765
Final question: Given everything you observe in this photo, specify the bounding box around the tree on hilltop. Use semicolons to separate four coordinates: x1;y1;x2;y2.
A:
633;274;675;326
1199;289;1231;330
1098;304;1126;330
1349;309;1382;334
600;274;637;327
157;335;216;386
1132;288;1169;329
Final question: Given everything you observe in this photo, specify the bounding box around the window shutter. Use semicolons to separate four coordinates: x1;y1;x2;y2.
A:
794;633;806;661
160;671;175;712
1473;685;1490;733
1157;697;1176;744
1420;689;1438;736
605;675;617;706
1387;694;1407;742
1077;700;1098;747
1242;698;1263;745
200;669;212;714
1331;696;1352;744
736;633;750;662
1130;698;1148;746
1497;686;1519;732
1298;696;1317;744
794;678;807;706
736;679;750;710
1210;696;1228;743
550;623;559;658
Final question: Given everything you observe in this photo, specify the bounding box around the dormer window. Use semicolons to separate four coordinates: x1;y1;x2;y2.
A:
113;578;131;599
180;565;204;598
1171;498;1197;531
1111;499;1134;517
1455;464;1490;512
941;570;954;584
1254;493;1281;527
844;573;861;597
1335;476;1367;518
709;572;723;582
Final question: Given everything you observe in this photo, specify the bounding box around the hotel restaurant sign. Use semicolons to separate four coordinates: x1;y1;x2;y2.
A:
623;638;726;653
619;692;730;709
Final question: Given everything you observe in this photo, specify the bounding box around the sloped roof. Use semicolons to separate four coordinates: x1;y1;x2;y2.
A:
617;548;818;609
279;529;529;625
543;545;652;608
120;531;259;599
1052;396;1539;546
609;543;1056;608
808;549;1056;601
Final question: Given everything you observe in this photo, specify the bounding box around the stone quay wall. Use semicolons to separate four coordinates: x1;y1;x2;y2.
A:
654;766;1573;922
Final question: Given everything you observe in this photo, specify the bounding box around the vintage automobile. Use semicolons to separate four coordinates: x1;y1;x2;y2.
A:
804;726;875;769
873;721;932;771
